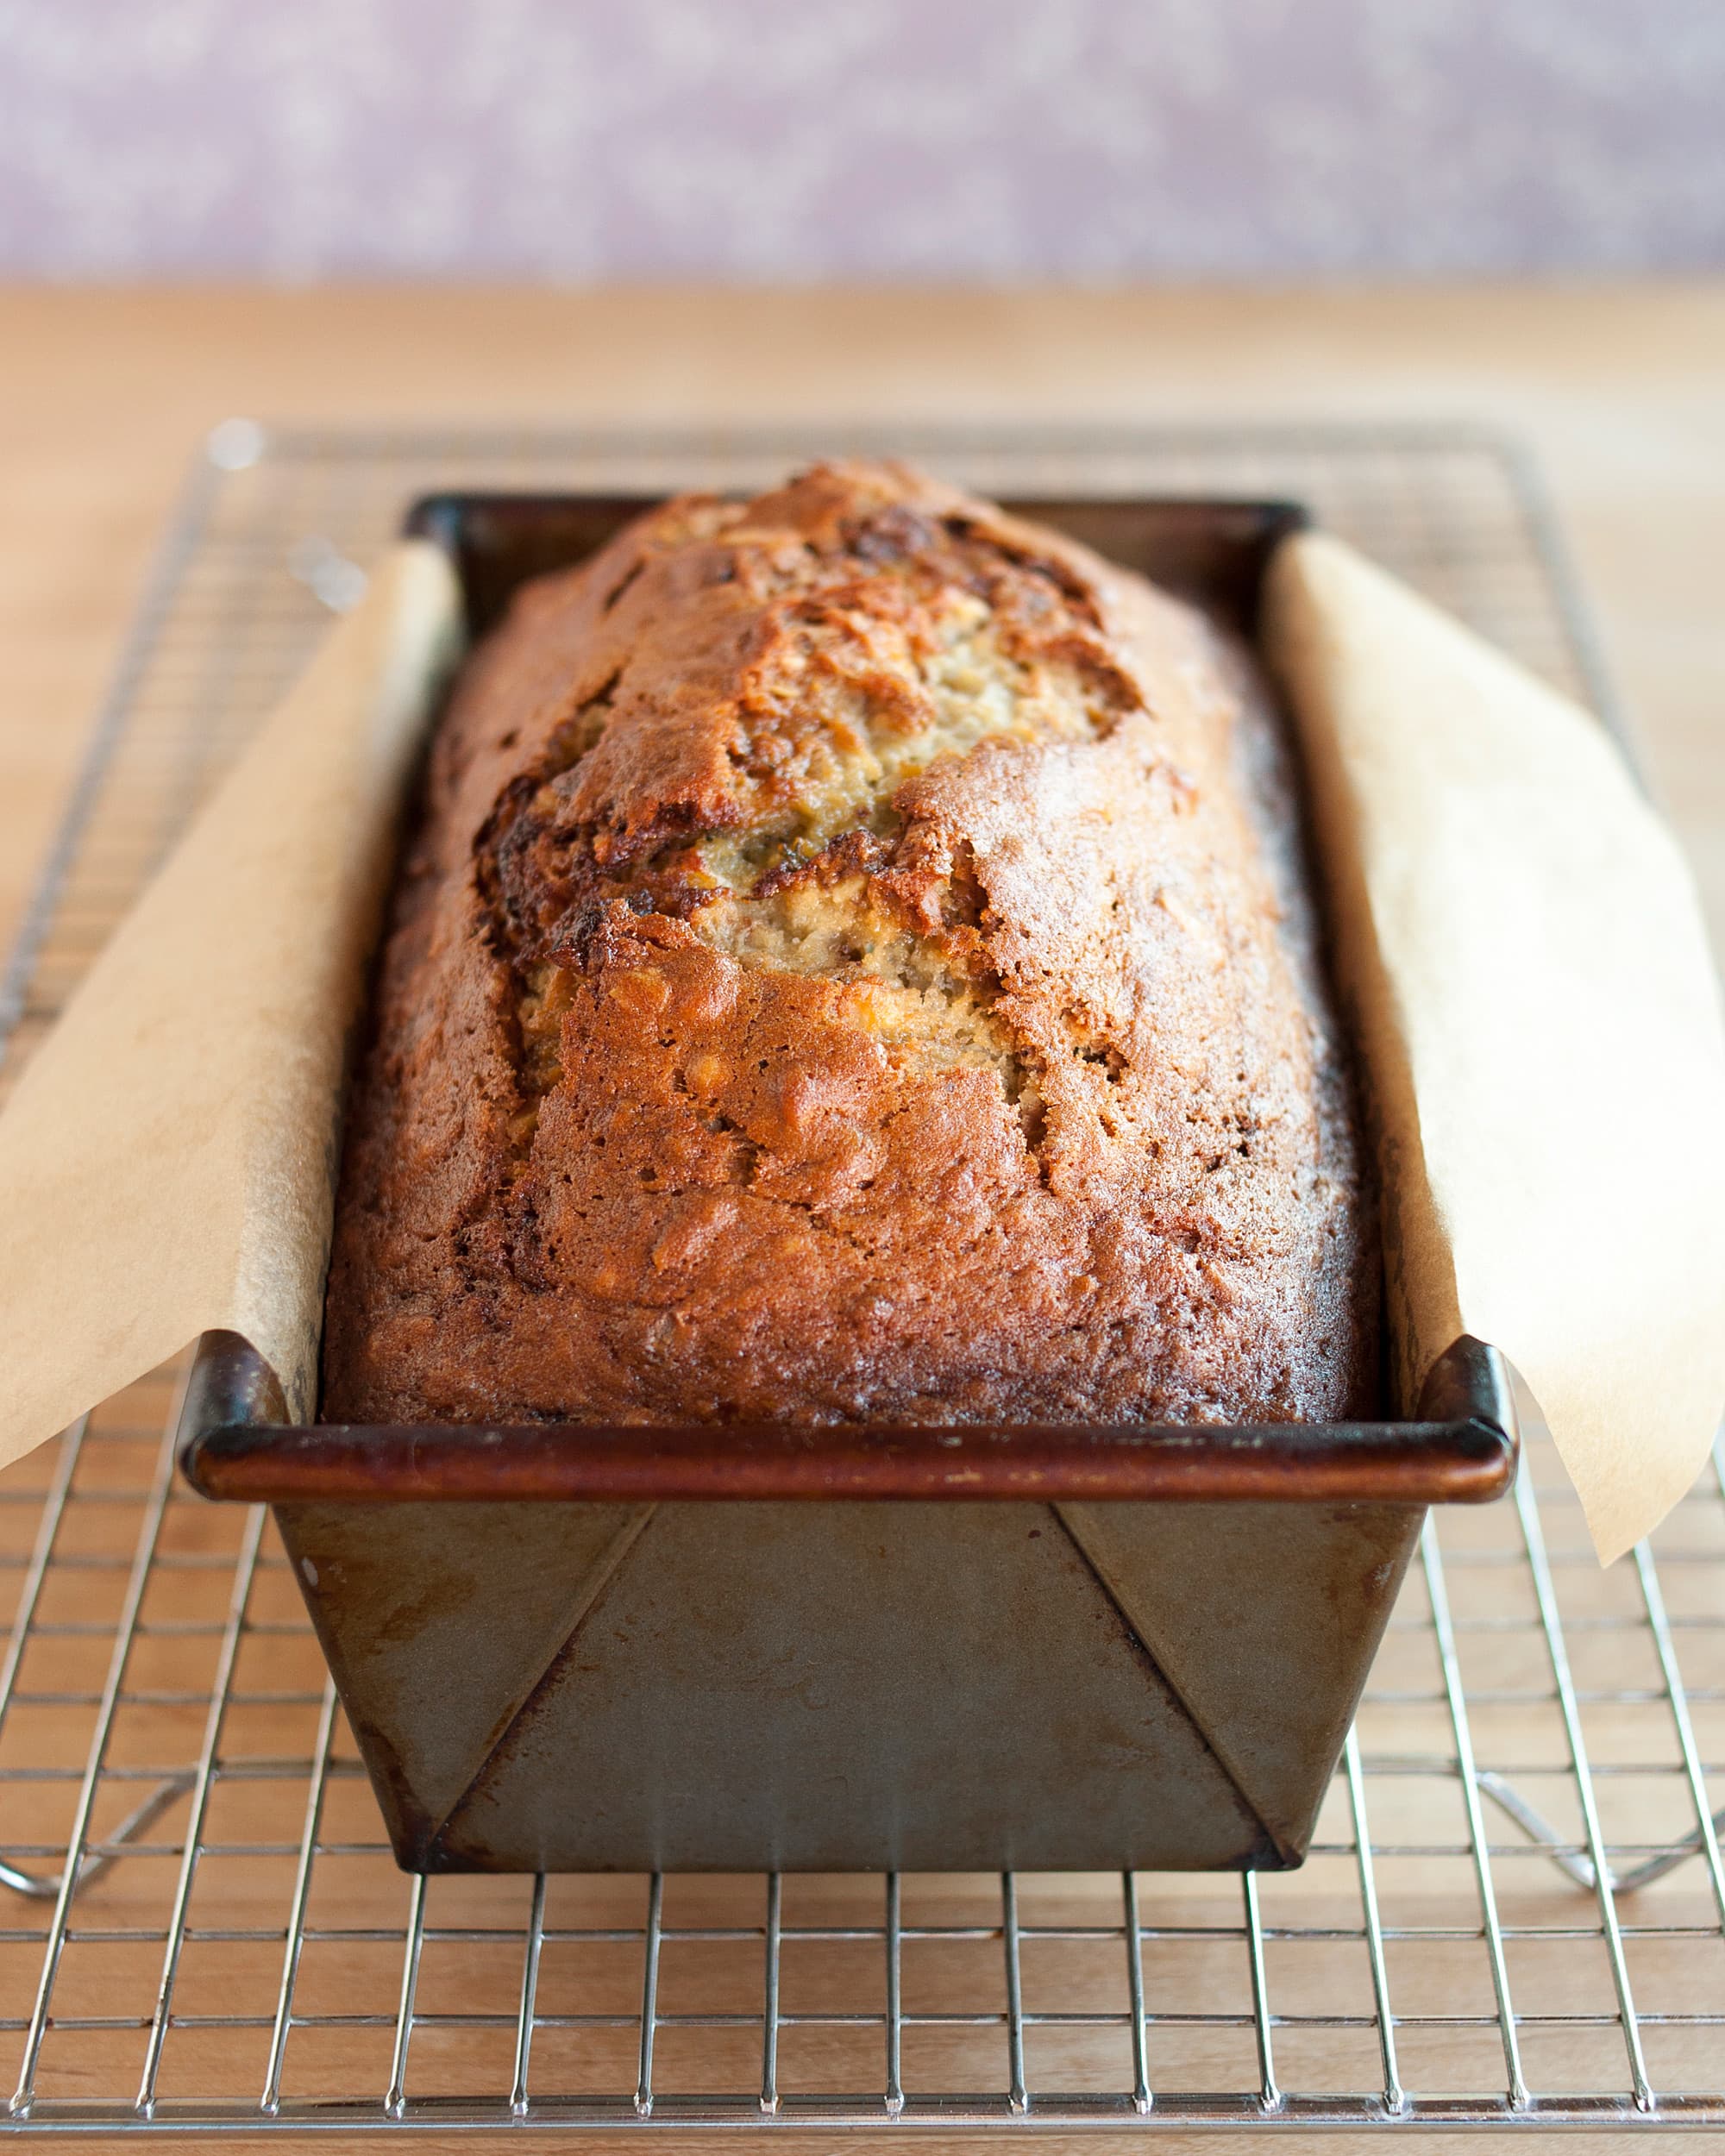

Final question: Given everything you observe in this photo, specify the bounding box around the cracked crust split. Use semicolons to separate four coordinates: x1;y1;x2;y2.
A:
321;461;1378;1426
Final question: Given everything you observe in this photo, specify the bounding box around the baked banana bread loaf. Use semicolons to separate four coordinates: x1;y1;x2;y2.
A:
322;463;1377;1425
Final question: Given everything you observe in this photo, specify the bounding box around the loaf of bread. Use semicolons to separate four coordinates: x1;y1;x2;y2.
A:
322;463;1377;1426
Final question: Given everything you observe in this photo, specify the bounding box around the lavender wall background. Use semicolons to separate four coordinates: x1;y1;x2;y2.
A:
2;0;1722;281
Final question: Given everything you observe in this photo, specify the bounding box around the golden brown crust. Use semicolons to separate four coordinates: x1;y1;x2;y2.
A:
321;461;1377;1426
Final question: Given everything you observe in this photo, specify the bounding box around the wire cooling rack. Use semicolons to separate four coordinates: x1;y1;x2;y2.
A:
1;422;1722;2135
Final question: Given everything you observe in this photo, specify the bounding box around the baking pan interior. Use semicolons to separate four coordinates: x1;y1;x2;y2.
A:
184;487;1516;1510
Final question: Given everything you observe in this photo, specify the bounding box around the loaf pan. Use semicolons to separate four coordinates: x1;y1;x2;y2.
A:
178;490;1520;1877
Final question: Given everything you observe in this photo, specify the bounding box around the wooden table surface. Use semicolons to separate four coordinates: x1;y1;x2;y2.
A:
1;285;1722;2156
3;283;1725;969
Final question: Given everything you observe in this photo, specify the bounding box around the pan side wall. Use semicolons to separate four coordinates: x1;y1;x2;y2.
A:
272;1495;1421;1873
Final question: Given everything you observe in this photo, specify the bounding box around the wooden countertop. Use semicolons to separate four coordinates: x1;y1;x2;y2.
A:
3;283;1724;972
1;285;1721;2156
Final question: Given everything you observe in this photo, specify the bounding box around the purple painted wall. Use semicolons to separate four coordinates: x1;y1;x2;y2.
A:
1;0;1722;280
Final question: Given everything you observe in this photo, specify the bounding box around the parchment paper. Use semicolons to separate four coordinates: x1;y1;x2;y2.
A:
1264;531;1725;1562
0;539;463;1449
0;523;1720;1562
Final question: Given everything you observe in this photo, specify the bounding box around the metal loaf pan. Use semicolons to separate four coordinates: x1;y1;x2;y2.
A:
178;489;1520;1878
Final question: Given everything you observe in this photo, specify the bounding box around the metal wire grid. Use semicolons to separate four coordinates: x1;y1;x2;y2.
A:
0;422;1722;2134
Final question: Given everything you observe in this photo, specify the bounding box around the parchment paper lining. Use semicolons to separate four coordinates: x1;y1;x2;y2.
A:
1;529;1719;1564
0;541;462;1445
1267;535;1725;1560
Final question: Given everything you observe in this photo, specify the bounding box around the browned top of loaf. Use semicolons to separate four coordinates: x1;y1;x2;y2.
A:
322;461;1377;1426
